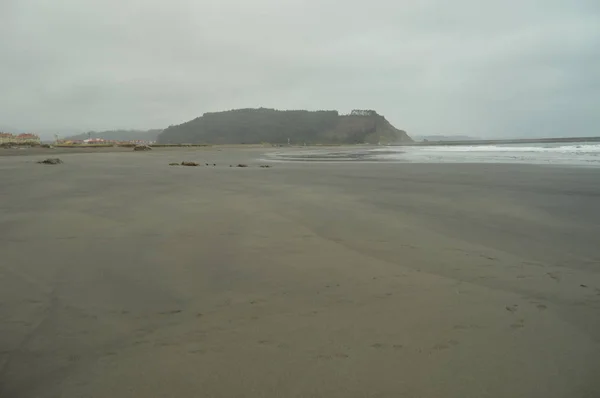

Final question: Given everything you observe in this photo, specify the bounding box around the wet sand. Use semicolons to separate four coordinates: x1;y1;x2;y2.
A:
1;148;599;397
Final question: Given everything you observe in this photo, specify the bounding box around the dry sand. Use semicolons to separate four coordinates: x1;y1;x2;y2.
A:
1;148;599;397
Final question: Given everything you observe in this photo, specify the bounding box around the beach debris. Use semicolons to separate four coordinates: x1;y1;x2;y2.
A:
133;145;152;151
168;162;180;166
181;161;200;166
213;163;216;166
237;164;248;167
259;165;272;168
40;144;54;149
37;158;63;165
580;284;588;288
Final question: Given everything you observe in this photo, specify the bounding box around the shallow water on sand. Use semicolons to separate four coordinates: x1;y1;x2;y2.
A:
268;142;600;166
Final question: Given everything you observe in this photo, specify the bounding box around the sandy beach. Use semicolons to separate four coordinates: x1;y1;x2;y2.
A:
1;147;599;397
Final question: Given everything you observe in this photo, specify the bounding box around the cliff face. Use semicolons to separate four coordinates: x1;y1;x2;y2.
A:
328;114;411;144
157;108;411;145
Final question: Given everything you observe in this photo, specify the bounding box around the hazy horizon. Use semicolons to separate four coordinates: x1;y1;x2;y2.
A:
2;0;599;139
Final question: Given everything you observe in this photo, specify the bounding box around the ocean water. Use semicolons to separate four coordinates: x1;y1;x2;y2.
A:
373;142;600;166
268;142;600;166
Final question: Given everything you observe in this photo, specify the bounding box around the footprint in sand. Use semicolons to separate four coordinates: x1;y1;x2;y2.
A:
316;353;349;360
159;309;182;315
506;304;518;313
371;343;404;350
433;340;460;351
453;324;481;330
257;340;271;345
529;300;548;311
68;354;81;363
510;319;526;329
516;274;532;279
546;272;561;282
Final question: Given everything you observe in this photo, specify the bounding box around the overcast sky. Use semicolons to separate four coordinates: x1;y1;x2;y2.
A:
2;0;599;138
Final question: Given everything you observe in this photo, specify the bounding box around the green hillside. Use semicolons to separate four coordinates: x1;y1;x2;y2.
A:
157;108;411;145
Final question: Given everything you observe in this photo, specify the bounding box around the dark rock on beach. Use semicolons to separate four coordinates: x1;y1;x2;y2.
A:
37;158;63;165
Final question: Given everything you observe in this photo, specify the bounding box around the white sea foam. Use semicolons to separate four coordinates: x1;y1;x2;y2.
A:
412;144;600;153
371;142;600;166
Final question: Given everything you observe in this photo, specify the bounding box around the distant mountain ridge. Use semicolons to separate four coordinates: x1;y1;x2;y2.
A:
65;129;162;142
157;108;411;145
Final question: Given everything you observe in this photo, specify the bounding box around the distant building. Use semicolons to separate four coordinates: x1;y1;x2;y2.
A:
0;132;41;144
0;133;13;144
84;138;107;144
350;110;377;116
16;133;41;144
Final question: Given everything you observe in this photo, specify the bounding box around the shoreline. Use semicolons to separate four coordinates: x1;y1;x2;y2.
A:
4;144;600;168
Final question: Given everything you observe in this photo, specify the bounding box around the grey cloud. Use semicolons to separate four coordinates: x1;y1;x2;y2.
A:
1;0;599;138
